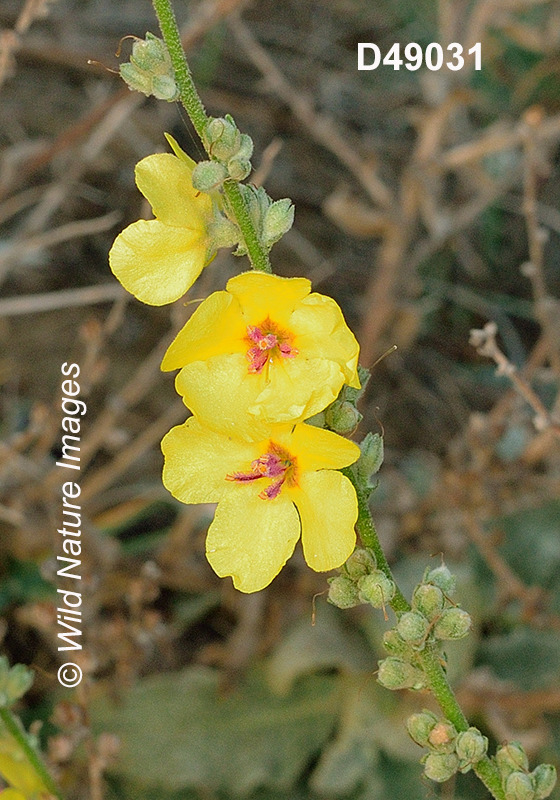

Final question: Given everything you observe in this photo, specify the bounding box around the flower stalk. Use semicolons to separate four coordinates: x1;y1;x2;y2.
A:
342;468;507;800
110;6;554;800
151;0;271;273
150;0;206;139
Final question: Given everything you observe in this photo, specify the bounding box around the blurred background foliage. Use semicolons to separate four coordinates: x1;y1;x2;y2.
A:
0;0;560;797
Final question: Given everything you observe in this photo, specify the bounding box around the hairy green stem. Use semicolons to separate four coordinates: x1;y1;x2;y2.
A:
473;759;507;800
418;642;468;731
0;707;61;799
343;468;506;800
223;180;271;273
151;0;207;139
151;0;271;274
342;468;409;614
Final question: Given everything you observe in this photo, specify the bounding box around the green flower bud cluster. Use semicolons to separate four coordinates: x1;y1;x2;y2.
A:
119;32;180;101
496;742;556;800
232;185;294;255
0;657;34;708
377;563;471;694
327;548;397;612
205;115;254;177
192;115;254;190
407;711;488;782
390;564;471;652
378;627;428;692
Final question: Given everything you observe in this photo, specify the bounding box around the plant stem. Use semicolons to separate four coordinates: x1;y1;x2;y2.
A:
343;468;506;800
418;642;468;731
223;180;271;273
151;0;271;274
0;707;61;799
343;468;409;614
151;0;207;140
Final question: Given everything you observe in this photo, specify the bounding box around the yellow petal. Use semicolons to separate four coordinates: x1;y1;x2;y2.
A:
226;271;311;326
174;354;279;440
0;750;47;796
161;416;261;502
175;352;348;437
161;290;247;371
291;470;357;572
135;153;211;230
251;355;345;423
292;294;360;387
164;132;197;169
206;484;300;592
0;790;27;800
109;219;207;305
287;423;360;472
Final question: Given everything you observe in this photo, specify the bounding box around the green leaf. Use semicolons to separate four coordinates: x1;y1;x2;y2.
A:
311;677;383;795
267;603;373;695
491;501;560;590
92;666;340;793
479;627;560;690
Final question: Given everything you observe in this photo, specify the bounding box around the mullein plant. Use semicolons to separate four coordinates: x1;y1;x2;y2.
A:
108;3;557;799
0;658;61;799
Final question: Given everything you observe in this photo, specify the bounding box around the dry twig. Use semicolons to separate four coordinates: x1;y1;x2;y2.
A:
470;321;560;436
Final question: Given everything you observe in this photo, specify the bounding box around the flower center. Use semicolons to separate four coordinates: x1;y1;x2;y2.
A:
245;317;298;374
226;442;298;500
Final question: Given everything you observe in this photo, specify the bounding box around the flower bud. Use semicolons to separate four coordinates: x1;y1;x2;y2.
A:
423;752;459;783
191;160;228;192
0;658;34;707
262;198;295;249
4;664;34;705
377;657;426;691
205;116;241;161
325;400;362;435
227;158;252;181
425;565;456;595
427;720;457;754
345;365;370;404
355;432;384;488
327;576;362;609
343;548;376;580
237;133;254;161
433;608;472;640
396;611;430;647
120;33;180;102
151;74;181;102
406;710;438;747
412;583;445;620
532;764;557;799
306;411;326;428
382;629;413;658
455;727;488;765
120;62;154;96
358;570;396;608
130;32;169;72
496;743;530;777
505;772;536;800
207;216;240;250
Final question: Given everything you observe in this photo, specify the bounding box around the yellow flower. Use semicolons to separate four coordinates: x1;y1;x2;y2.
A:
109;145;213;306
162;417;359;592
162;271;360;439
0;791;27;800
0;724;48;798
